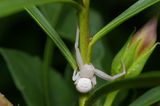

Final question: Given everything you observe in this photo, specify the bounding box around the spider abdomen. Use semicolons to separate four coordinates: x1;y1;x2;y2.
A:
76;78;92;93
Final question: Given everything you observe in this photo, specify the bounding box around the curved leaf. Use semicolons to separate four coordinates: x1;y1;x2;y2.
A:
25;6;76;69
129;86;160;106
0;0;81;17
0;48;73;106
90;0;160;45
85;72;160;106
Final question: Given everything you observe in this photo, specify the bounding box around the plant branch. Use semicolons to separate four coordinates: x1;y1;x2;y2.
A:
89;0;160;46
78;0;90;106
78;0;90;63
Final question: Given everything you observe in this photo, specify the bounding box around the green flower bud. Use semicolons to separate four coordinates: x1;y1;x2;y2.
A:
111;17;158;78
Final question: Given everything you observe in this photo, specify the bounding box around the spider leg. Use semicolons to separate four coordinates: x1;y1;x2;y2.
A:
75;26;83;69
121;60;126;74
91;76;97;87
72;69;79;81
72;69;81;84
94;62;126;81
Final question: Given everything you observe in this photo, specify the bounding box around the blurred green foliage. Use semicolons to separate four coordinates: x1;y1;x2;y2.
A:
0;0;159;106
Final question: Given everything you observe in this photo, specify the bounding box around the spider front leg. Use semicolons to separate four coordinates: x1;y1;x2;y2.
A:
91;76;97;87
94;62;126;81
72;69;80;84
74;26;83;69
72;27;84;84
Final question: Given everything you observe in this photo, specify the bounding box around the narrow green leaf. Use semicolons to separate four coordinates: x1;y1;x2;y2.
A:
85;72;160;106
25;6;76;69
129;86;160;106
0;48;72;106
90;0;160;45
0;0;81;17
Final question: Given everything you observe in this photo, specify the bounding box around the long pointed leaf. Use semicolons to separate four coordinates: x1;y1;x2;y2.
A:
0;0;81;17
85;72;160;106
129;86;160;106
25;6;76;69
91;0;160;45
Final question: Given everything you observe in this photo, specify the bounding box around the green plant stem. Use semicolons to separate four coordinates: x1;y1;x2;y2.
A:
103;90;119;106
78;0;90;63
79;94;89;106
87;43;92;64
43;37;54;106
78;0;90;106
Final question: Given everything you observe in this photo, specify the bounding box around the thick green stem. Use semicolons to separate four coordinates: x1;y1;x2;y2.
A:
78;0;90;63
79;94;89;106
42;38;54;106
78;0;90;106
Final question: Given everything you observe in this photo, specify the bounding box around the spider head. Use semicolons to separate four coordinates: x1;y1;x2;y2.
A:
76;78;92;93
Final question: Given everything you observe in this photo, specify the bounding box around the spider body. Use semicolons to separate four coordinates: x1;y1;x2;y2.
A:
76;78;92;93
72;27;126;93
72;64;96;93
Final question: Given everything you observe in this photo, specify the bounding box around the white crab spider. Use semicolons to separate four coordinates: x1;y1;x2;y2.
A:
72;27;126;93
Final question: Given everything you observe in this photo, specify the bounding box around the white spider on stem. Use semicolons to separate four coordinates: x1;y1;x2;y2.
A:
72;27;126;93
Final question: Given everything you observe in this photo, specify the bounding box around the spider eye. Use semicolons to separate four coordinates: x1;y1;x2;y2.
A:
76;78;92;93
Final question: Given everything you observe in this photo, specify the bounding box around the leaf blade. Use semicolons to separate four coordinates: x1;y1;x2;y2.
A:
25;6;76;69
0;0;81;17
85;72;160;106
91;0;160;45
129;86;160;106
0;48;73;106
0;49;45;106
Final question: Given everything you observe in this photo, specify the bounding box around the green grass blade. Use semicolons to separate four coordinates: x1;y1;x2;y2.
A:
25;6;76;69
90;0;160;45
0;0;81;17
85;72;160;106
129;86;160;106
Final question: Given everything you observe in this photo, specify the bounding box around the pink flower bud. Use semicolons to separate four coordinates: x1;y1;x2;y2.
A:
112;17;158;78
130;17;157;58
